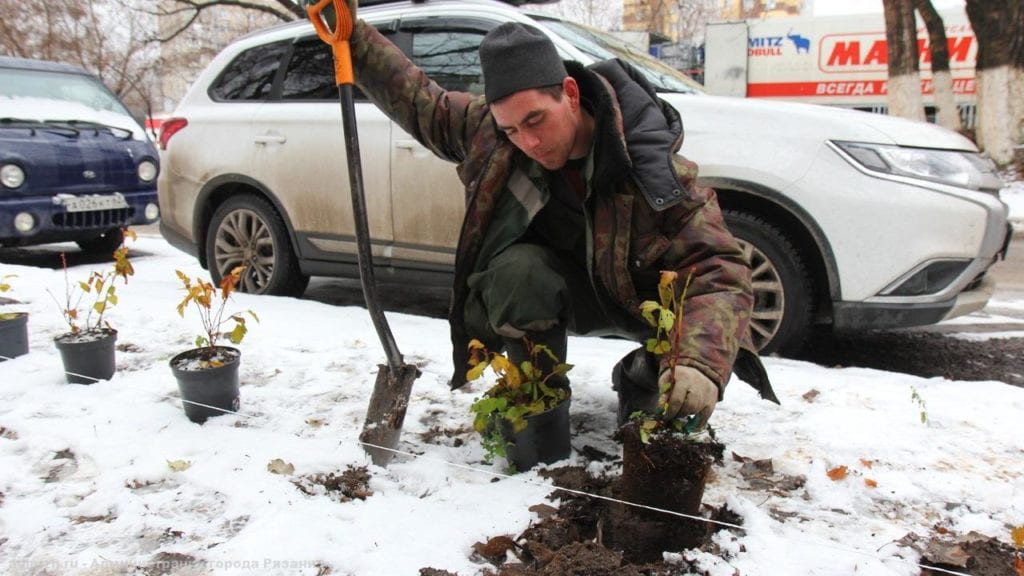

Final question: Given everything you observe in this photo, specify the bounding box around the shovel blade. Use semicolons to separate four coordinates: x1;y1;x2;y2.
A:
359;363;420;466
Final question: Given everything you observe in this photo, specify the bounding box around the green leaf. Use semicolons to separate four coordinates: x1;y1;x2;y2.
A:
658;309;676;332
645;338;661;353
639;300;660;326
470;396;506;416
651;340;671;355
228;322;247;344
473;413;490;433
551;362;573;377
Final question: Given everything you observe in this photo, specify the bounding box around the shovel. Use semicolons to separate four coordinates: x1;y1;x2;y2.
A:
307;0;420;467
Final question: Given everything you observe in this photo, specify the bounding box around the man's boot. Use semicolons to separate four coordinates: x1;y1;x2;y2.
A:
502;326;570;388
611;347;660;426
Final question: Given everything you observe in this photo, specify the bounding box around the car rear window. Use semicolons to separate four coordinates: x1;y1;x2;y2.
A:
209;41;289;101
407;26;489;95
281;39;336;100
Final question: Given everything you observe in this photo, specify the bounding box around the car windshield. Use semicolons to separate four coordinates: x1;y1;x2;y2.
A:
531;16;704;95
0;67;132;115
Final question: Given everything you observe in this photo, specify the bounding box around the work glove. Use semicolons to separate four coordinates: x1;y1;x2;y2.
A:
658;366;718;429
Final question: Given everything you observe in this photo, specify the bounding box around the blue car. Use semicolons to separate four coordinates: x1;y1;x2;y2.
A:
0;56;160;253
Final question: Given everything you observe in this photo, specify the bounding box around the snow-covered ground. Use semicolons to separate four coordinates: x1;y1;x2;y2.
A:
1;232;1022;575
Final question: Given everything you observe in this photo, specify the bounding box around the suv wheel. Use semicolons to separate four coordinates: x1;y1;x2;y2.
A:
76;228;124;255
206;195;309;297
723;210;814;356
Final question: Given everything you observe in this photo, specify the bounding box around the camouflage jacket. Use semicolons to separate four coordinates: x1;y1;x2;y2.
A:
351;20;766;396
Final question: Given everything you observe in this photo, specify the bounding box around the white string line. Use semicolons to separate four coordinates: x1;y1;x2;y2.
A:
358;441;974;576
0;354;977;576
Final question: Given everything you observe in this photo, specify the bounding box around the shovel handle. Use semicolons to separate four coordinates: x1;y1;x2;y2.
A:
306;0;354;86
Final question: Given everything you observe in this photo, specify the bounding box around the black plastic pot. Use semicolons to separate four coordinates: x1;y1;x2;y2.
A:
169;346;241;424
499;393;572;472
54;328;117;384
0;313;29;361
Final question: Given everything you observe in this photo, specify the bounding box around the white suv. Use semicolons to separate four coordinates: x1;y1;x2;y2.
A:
157;0;1011;355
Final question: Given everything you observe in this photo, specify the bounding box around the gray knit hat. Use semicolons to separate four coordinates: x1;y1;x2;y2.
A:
480;22;568;104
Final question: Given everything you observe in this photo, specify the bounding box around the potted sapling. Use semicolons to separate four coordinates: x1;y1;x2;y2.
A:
0;274;29;361
48;231;136;383
171;266;258;423
611;270;726;562
466;337;572;472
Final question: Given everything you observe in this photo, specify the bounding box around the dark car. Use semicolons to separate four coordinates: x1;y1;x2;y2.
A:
0;56;160;253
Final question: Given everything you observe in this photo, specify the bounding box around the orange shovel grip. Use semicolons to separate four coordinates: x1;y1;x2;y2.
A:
306;0;354;86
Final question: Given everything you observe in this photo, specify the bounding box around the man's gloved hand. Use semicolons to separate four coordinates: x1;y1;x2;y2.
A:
658;366;718;429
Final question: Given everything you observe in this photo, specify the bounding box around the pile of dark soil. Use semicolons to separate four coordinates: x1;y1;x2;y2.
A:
421;465;743;576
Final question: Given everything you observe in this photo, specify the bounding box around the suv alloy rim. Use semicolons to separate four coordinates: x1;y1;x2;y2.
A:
213;208;275;293
736;238;784;352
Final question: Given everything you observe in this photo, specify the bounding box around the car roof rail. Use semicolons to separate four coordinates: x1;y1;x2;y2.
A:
360;0;558;6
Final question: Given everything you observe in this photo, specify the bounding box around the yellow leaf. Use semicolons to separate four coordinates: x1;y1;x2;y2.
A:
1012;525;1024;549
658;270;678;290
167;459;192;472
466;361;488;382
490;354;510;373
826;465;848;481
639;300;660;325
504;365;522;388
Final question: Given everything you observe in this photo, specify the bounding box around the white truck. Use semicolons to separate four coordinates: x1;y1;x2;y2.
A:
703;10;977;120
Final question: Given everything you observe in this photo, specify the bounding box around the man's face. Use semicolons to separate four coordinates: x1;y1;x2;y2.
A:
491;78;583;170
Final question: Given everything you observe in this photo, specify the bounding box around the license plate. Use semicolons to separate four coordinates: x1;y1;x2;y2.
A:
60;193;129;213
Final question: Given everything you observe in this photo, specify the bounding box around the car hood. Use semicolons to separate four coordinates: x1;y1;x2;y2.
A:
661;94;979;152
1;96;147;141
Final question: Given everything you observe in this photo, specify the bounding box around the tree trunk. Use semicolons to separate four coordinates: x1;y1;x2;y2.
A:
915;0;961;131
1013;6;1024;168
884;0;925;121
965;0;1024;165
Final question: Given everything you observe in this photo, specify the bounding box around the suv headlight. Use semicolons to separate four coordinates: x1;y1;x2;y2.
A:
832;141;1002;192
1;164;25;189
